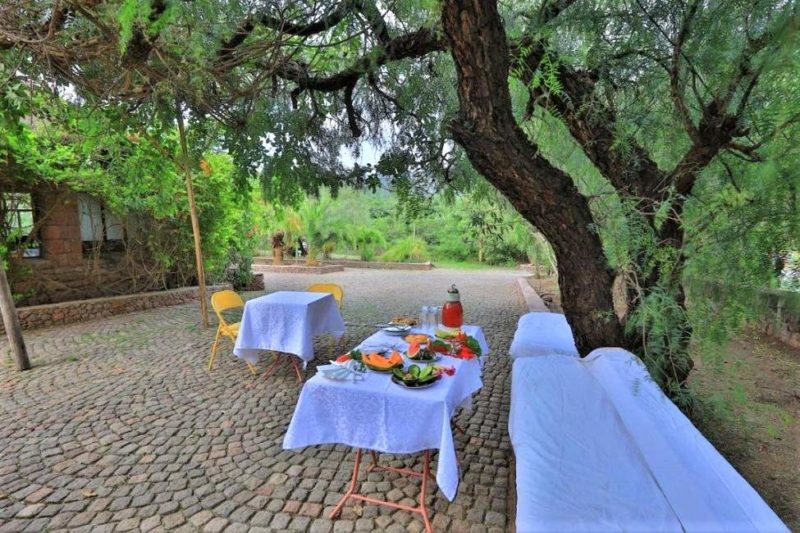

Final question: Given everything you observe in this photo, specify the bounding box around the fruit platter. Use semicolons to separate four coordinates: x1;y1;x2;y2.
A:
361;351;405;373
431;328;483;360
406;341;440;362
404;334;431;345
391;364;441;389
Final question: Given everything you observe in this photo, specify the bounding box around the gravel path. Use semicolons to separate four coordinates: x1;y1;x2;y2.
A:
0;268;524;532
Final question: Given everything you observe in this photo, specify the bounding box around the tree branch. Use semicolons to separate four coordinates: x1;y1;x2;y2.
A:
273;28;445;93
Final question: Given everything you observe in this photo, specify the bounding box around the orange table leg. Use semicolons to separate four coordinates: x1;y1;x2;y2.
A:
289;357;304;383
262;353;304;383
330;448;434;533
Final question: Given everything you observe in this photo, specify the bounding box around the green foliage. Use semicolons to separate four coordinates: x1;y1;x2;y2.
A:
348;227;386;261
4;0;798;411
0;74;256;289
382;236;429;263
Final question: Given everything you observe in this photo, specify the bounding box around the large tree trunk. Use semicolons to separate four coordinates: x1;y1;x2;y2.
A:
441;0;626;353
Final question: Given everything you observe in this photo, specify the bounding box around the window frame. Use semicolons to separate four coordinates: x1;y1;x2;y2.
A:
2;192;42;258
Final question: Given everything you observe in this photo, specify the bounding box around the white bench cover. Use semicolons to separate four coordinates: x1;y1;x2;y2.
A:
509;312;578;359
510;349;787;532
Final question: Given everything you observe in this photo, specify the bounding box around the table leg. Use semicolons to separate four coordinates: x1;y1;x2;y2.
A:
261;353;282;380
330;449;433;533
420;450;432;532
330;448;362;519
262;354;305;383
289;357;304;383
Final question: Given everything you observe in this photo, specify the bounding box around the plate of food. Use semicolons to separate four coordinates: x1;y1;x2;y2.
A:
391;315;418;326
383;324;412;336
404;334;431;345
391;365;441;389
362;351;405;373
406;343;441;362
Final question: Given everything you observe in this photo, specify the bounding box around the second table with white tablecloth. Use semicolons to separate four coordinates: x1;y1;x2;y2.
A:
233;291;346;367
283;324;489;533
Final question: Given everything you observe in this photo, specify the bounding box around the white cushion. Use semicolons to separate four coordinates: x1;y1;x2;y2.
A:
509;312;578;358
584;348;788;532
510;356;682;531
509;350;788;532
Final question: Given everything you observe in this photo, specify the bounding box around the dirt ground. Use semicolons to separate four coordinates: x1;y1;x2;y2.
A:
691;334;800;530
527;276;799;529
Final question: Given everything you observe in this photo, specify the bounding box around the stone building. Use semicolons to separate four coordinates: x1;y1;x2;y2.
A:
3;183;154;306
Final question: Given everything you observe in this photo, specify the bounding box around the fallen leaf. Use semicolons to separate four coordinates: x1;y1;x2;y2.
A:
81;489;97;498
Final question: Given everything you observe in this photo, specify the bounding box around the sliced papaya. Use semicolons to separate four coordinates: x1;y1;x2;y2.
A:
405;334;430;345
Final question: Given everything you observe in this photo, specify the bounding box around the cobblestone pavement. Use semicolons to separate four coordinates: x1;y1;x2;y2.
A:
0;268;524;532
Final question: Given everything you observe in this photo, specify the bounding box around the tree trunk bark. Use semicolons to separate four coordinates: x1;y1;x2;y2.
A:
0;262;31;370
176;99;210;328
442;0;626;353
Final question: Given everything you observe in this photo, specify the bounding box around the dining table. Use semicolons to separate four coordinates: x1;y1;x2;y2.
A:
233;290;346;380
282;325;489;532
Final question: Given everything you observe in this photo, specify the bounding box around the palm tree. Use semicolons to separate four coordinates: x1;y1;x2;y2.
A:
347;227;386;261
285;189;350;264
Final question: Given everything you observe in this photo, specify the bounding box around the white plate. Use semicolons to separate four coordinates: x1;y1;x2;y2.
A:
391;375;441;389
383;325;412;336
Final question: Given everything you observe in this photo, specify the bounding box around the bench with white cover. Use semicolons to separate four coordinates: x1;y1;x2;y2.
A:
508;312;787;532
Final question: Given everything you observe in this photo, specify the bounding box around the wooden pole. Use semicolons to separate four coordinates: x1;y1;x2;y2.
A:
175;99;209;328
0;261;31;370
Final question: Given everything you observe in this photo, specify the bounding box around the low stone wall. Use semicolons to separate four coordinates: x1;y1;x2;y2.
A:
253;257;434;271
756;288;800;349
516;277;549;312
328;260;434;271
253;264;344;275
1;283;231;334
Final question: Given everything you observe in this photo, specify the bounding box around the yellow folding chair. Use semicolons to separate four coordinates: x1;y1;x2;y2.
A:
306;283;344;310
208;290;257;375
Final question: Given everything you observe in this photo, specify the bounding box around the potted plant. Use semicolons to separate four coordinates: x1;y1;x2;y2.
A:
271;231;285;265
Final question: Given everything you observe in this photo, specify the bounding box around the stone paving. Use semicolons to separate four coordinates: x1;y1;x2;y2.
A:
0;268;524;532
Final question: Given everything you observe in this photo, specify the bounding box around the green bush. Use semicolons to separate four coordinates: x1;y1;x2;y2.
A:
381;237;429;262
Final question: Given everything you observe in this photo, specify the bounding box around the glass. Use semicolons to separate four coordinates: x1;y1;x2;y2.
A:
419;306;430;332
431;306;442;330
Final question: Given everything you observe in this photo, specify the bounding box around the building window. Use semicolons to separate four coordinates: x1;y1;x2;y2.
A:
79;194;125;254
1;192;41;258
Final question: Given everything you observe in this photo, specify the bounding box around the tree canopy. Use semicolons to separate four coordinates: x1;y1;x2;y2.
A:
1;0;798;405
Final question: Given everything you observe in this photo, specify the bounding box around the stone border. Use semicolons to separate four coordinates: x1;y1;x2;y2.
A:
253;258;434;271
327;259;434;271
516;277;549;312
252;264;344;275
1;283;231;334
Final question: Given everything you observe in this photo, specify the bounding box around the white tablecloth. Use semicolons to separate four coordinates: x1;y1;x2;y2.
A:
233;291;345;364
283;340;485;501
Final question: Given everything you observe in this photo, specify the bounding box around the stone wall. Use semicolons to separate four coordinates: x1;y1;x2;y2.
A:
36;187;83;265
253;257;434;271
757;288;800;349
0;284;231;334
8;186;170;306
9;257;153;306
328;260;434;271
252;264;344;275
